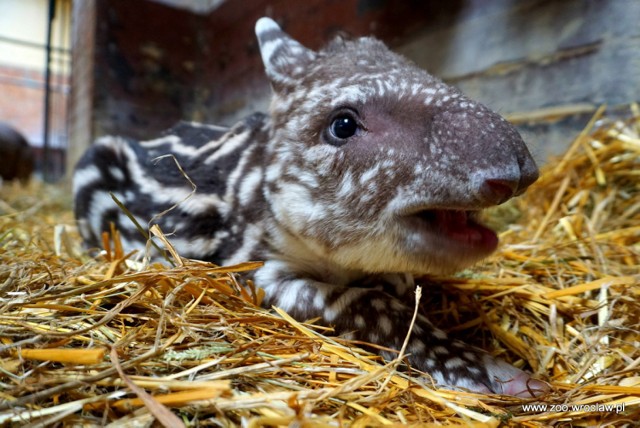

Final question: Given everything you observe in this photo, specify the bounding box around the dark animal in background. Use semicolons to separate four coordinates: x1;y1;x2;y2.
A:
74;18;547;396
0;122;34;183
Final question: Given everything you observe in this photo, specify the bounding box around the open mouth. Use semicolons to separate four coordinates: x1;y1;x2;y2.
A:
407;209;499;252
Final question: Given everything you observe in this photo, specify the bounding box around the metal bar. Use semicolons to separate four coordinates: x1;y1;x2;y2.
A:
42;0;56;182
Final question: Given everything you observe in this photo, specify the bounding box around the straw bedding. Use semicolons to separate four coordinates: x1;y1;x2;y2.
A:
0;107;639;426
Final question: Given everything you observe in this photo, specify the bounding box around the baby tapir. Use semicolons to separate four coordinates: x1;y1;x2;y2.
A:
74;17;546;396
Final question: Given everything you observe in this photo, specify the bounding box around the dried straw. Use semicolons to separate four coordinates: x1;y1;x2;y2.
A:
0;107;638;426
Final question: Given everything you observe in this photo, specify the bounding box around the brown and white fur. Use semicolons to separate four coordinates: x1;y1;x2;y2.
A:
74;17;545;396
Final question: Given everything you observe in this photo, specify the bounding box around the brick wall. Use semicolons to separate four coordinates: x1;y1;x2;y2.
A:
0;64;69;178
0;66;48;143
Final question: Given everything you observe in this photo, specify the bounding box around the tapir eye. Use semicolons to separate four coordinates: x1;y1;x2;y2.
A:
331;115;358;139
325;109;362;146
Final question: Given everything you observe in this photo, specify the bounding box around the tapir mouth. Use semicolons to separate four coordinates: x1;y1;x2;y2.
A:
403;209;499;252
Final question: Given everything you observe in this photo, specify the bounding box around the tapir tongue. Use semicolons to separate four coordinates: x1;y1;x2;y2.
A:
434;210;499;250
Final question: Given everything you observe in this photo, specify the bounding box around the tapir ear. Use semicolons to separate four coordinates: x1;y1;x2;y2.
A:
255;17;316;87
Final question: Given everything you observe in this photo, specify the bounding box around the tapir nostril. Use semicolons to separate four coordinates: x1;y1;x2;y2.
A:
482;179;517;205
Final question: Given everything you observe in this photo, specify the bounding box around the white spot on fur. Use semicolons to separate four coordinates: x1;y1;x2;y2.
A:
73;165;102;196
271;279;307;312
359;164;380;184
433;346;449;355
445;357;465;369
463;352;477;361
336;172;355;198
432;329;447;340
109;166;125;182
378;315;392;335
238;168;263;206
224;223;263;265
